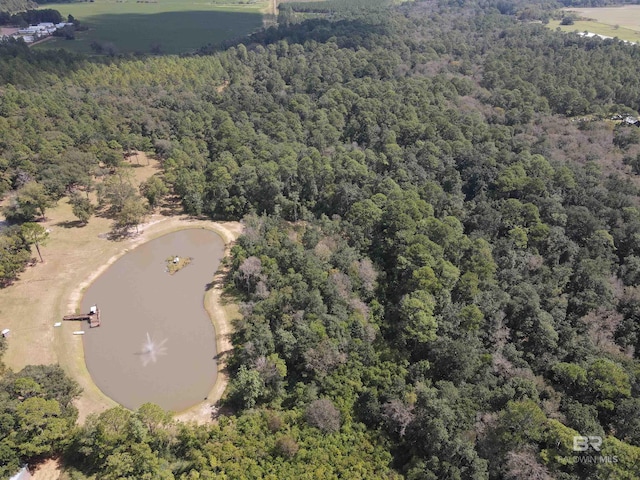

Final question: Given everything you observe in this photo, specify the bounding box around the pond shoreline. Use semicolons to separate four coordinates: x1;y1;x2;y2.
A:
0;157;241;424
81;228;225;411
62;216;242;422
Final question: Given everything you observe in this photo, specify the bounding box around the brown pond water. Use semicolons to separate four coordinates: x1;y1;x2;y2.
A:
81;228;225;412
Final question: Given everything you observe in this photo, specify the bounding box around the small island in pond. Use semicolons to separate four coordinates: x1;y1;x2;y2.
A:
165;255;193;275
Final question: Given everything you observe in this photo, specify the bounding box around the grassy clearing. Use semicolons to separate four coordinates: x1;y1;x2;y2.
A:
549;19;640;43
562;5;640;30
36;0;266;54
0;153;243;424
550;5;640;42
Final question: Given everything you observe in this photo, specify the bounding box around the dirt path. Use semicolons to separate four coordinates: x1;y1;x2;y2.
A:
32;459;61;480
262;0;279;27
0;154;243;431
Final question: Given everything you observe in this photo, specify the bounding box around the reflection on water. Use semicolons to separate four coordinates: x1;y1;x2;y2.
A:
82;229;224;411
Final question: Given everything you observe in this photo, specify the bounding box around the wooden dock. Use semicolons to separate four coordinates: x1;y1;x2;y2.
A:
63;306;101;328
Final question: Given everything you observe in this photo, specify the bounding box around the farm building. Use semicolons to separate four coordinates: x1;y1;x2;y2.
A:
4;22;72;44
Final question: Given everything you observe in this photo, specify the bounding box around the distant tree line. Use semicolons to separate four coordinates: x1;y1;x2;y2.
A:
0;9;63;27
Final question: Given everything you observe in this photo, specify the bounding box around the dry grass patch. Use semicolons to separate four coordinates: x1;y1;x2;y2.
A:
32;459;62;480
550;5;640;42
562;5;640;31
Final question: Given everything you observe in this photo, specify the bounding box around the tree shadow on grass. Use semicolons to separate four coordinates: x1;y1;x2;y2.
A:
159;196;183;217
106;226;140;242
220;287;241;306
210;350;234;419
212;402;235;420
213;347;232;364
205;275;224;293
54;220;86;229
205;266;237;296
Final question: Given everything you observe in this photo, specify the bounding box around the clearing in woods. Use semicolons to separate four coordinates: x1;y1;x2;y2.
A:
549;6;640;43
36;0;267;54
0;153;242;431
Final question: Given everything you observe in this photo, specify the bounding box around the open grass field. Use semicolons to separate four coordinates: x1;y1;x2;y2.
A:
0;154;242;430
549;19;640;43
549;6;640;43
35;0;268;54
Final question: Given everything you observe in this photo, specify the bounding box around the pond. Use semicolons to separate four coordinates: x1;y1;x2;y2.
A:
81;228;225;412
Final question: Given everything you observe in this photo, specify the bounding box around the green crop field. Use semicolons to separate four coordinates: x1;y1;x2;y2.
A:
549;5;640;43
36;0;267;54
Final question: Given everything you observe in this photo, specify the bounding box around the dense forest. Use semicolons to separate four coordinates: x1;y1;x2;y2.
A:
3;0;640;478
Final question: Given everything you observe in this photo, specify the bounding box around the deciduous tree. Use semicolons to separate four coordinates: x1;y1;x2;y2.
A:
114;196;148;234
